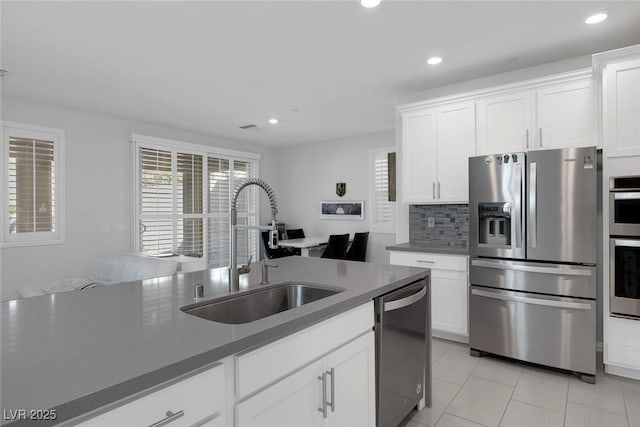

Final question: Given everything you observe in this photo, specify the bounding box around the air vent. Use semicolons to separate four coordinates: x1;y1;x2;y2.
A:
239;124;260;130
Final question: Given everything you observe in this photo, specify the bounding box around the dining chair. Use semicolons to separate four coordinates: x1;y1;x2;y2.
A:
261;231;292;259
286;228;305;240
321;234;350;260
345;232;369;262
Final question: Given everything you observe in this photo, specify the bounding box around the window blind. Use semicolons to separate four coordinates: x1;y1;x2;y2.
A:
371;149;396;233
139;147;173;254
8;137;55;234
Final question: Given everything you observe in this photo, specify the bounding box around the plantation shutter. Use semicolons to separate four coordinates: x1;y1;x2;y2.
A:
8;137;55;234
176;152;203;256
207;157;231;268
371;149;396;233
139;147;173;254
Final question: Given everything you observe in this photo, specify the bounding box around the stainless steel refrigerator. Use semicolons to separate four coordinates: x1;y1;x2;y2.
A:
468;146;598;383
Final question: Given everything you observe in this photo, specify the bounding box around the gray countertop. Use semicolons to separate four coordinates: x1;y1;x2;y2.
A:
1;257;428;426
386;242;469;256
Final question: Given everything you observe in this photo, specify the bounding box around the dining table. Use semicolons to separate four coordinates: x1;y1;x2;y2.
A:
277;236;330;257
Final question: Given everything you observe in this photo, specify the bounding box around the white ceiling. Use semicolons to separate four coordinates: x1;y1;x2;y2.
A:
2;1;640;147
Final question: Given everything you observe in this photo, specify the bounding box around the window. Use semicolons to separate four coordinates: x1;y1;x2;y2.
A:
370;148;396;234
133;134;259;268
2;122;65;246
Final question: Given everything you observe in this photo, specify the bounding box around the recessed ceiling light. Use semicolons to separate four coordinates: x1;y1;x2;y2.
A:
268;118;278;125
361;0;381;8
427;56;443;65
585;12;608;24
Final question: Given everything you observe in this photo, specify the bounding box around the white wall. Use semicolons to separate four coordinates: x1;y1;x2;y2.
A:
0;97;278;300
273;131;396;264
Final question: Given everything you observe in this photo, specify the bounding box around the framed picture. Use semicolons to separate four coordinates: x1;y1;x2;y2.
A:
320;200;364;220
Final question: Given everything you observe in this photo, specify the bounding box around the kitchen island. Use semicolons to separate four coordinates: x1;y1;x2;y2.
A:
1;256;428;426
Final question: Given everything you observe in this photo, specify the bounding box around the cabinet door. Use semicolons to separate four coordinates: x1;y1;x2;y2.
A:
401;109;438;203
536;79;595;150
236;360;323;427
436;102;476;203
604;58;640;157
476;92;534;155
432;269;469;339
323;332;376;427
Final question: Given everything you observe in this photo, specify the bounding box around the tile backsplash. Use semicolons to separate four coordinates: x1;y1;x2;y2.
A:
409;204;469;248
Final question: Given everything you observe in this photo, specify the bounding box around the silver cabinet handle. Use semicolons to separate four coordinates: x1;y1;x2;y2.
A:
326;368;335;413
318;372;327;418
526;129;529;149
416;259;435;264
613;239;640;248
384;286;427;312
437;181;441;199
471;288;591;310
471;259;593;276
149;410;184;427
539;127;542;147
529;162;537;249
432;182;435;199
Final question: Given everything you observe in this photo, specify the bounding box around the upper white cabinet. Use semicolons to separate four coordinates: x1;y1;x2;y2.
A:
476;92;534;154
476;78;595;155
401;101;475;204
603;58;640;158
536;79;595;150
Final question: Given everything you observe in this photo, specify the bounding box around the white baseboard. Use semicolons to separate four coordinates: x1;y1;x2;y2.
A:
432;330;469;344
605;363;640;381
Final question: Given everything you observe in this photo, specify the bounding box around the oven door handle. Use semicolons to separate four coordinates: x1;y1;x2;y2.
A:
471;259;592;276
471;289;592;310
613;239;640;248
384;286;427;312
613;192;640;200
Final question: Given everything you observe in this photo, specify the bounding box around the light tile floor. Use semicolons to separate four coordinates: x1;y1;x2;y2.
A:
401;338;640;427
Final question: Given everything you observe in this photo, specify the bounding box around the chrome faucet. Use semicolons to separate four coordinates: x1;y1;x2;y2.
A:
229;178;279;292
261;261;278;285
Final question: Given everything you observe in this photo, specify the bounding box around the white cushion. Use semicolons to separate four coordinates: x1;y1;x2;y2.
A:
91;255;179;284
42;277;96;294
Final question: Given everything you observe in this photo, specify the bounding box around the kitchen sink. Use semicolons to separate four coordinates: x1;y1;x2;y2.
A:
181;282;344;324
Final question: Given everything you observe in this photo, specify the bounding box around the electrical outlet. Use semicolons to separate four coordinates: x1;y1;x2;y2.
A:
427;217;435;228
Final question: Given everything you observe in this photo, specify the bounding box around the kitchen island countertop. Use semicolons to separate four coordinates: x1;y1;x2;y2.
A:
1;256;427;426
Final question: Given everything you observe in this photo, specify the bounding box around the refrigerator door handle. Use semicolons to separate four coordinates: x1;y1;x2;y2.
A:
471;288;591;310
529;162;537;248
471;259;593;276
514;163;523;249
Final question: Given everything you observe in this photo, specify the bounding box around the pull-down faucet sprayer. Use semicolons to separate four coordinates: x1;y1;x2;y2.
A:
229;178;279;292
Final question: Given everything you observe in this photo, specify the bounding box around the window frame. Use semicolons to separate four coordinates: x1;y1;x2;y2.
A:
130;134;261;266
369;147;396;234
1;121;66;247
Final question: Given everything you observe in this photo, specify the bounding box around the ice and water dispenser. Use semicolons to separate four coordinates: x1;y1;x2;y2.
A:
477;202;511;247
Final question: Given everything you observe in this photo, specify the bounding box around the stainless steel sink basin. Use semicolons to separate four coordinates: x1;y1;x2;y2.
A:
181;282;344;324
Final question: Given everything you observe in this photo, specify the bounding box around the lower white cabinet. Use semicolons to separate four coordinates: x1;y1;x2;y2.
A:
389;250;469;342
236;331;375;427
74;363;226;427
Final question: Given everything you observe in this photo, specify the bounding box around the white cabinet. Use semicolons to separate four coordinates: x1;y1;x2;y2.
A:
74;363;226;427
389;251;469;342
401;102;475;204
236;332;375;427
476;78;595;155
476;92;534;154
402;108;437;203
603;58;640;158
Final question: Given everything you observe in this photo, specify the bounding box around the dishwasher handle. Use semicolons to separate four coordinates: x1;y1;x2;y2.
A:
383;286;427;312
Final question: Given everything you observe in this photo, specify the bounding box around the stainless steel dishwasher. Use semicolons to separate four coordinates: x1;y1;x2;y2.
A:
375;278;431;427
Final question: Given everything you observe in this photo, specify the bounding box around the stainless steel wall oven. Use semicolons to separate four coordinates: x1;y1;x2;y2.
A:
610;176;640;236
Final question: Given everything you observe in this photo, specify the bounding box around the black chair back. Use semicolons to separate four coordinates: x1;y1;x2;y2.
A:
286;228;305;240
261;231;291;259
321;234;350;260
345;232;369;262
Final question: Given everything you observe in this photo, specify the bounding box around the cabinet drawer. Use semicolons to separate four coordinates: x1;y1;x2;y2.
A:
236;302;374;399
390;251;468;272
74;363;225;427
